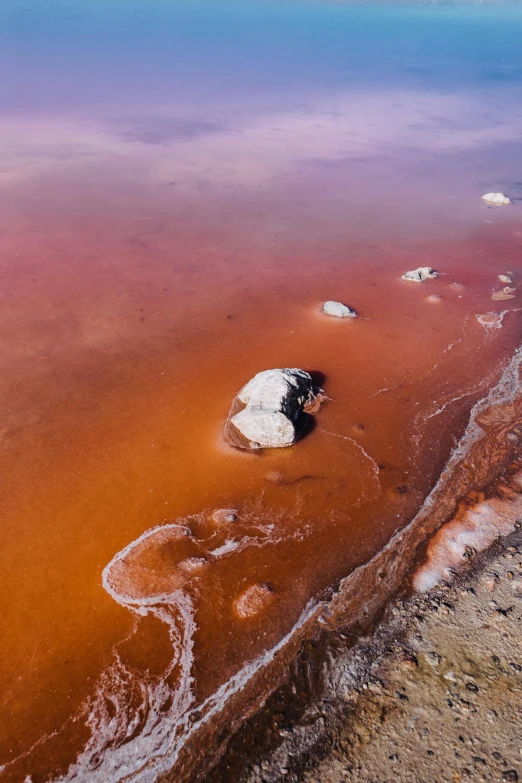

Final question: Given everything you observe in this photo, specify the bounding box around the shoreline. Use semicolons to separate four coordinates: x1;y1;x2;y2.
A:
65;335;522;783
205;351;522;783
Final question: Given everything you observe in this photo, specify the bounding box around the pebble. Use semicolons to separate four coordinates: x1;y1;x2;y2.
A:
425;651;441;668
511;580;522;596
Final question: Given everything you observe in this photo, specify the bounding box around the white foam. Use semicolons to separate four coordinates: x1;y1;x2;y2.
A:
476;309;510;330
55;590;321;783
34;512;319;783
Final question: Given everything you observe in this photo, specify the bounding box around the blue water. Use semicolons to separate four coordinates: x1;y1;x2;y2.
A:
2;1;522;114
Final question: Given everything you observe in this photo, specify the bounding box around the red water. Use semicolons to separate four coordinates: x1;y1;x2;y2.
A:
1;10;522;768
1;140;522;779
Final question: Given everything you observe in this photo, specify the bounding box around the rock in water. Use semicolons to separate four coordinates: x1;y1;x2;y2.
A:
401;267;437;282
229;407;295;448
224;368;320;449
481;192;511;206
322;300;357;318
235;368;314;414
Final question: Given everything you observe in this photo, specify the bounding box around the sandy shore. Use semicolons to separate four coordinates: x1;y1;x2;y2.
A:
221;529;522;783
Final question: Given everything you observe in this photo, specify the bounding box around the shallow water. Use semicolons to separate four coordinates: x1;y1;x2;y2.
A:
1;1;522;781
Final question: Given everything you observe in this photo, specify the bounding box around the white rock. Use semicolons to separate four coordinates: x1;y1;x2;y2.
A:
229;408;296;449
482;192;511;206
238;368;313;413
499;274;512;283
401;267;437;282
224;368;319;449
322;300;357;318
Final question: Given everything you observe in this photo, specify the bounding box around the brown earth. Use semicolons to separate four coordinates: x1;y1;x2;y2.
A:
227;530;522;783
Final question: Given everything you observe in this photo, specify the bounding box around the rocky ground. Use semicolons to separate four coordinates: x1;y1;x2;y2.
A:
237;531;522;783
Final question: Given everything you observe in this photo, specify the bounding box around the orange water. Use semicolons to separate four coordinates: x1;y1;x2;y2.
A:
1;165;521;779
2;1;522;779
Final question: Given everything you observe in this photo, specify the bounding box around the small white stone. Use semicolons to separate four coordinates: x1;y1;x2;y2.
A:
499;274;512;284
482;192;511;206
402;267;437;282
322;300;357;318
